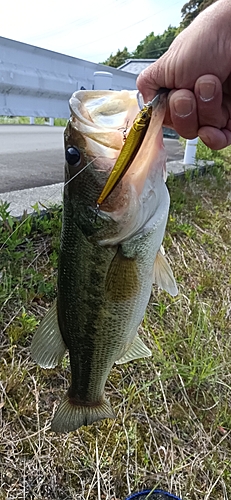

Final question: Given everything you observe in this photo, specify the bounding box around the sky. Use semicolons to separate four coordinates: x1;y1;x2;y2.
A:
0;0;183;63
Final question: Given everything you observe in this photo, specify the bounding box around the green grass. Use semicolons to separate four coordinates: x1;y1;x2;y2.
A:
0;149;231;499
0;116;67;126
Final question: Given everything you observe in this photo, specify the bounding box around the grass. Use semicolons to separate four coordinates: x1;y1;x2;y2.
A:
0;116;67;126
0;144;231;499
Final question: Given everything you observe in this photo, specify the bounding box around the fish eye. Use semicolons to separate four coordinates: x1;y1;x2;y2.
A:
65;146;81;166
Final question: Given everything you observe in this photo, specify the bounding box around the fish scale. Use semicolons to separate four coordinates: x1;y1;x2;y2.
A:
58;198;116;403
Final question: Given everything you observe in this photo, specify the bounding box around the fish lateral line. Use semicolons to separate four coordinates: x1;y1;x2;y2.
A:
95;90;167;209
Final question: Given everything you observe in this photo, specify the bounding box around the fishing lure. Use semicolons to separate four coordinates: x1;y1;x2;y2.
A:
96;90;167;208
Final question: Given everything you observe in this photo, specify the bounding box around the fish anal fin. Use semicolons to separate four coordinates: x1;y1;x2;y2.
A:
116;334;152;365
153;249;178;297
51;394;115;433
31;300;67;368
105;247;139;302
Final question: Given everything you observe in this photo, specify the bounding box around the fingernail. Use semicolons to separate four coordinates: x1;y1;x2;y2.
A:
199;81;216;101
174;97;193;117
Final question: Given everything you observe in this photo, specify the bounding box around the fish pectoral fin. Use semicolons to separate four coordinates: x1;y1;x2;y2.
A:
31;300;67;368
153;248;178;297
115;334;152;365
105;246;139;302
51;394;115;433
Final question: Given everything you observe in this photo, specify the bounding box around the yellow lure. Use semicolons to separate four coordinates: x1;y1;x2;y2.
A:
96;97;157;207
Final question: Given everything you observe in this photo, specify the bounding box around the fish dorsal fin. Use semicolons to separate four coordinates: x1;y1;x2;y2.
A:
153;248;178;297
31;300;67;368
115;334;152;365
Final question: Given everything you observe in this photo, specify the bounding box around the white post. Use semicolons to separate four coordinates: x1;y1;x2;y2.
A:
30;117;35;125
49;117;54;126
183;137;199;165
93;71;113;90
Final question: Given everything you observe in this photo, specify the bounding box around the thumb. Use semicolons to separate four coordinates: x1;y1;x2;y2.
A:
136;56;169;102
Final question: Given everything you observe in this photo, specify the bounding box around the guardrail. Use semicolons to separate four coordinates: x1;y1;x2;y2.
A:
0;37;199;166
0;37;137;119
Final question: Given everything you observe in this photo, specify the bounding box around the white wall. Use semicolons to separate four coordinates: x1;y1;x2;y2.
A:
0;37;137;118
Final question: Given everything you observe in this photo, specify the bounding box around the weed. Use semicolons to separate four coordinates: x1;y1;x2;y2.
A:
0;116;67;126
0;162;231;499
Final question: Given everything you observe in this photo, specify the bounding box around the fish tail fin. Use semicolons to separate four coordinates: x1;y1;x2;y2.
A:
51;393;115;433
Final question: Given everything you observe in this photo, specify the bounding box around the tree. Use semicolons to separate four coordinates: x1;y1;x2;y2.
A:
132;26;178;59
101;47;131;68
180;0;218;29
100;26;178;66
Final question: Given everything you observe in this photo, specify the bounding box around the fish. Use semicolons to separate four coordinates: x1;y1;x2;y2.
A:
31;89;178;433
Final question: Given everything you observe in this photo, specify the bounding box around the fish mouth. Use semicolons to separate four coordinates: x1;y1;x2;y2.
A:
68;89;168;244
69;89;140;157
96;92;167;208
69;88;167;194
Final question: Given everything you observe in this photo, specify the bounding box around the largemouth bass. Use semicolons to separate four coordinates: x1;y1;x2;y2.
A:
31;89;177;433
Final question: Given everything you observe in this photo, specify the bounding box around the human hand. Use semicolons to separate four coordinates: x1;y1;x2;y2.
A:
137;0;231;150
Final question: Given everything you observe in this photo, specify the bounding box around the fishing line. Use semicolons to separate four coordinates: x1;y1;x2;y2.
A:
64;156;98;188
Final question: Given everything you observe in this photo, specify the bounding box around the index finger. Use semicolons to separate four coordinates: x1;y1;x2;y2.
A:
168;89;198;139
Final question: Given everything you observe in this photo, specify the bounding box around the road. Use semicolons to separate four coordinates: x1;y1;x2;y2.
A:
0;125;184;193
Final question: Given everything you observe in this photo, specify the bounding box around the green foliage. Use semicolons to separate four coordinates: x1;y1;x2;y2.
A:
101;46;131;68
133;26;178;59
101;26;178;67
0;201;14;230
0;116;30;124
180;0;218;29
7;309;39;345
54;118;68;127
0;116;67;126
0;205;62;326
180;137;231;175
1;166;231;499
